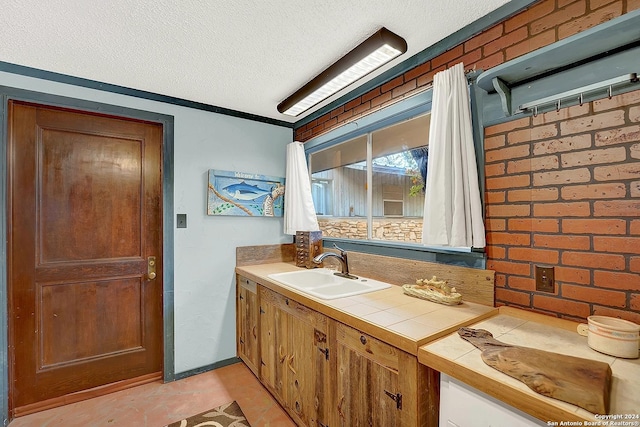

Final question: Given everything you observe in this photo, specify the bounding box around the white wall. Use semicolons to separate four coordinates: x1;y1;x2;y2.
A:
0;71;293;374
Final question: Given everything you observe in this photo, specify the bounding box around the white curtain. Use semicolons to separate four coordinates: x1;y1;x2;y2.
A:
422;62;486;248
284;141;319;235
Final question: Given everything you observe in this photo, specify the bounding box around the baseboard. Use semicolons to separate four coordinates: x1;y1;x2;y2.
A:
173;357;241;381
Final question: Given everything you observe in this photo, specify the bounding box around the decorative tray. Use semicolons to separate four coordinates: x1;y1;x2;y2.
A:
402;276;462;305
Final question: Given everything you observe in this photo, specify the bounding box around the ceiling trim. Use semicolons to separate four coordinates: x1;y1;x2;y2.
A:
0;61;295;129
293;0;540;130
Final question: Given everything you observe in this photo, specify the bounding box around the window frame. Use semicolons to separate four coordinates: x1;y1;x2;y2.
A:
304;86;487;268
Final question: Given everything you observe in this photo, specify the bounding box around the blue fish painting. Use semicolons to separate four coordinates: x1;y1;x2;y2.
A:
222;181;270;201
207;169;285;216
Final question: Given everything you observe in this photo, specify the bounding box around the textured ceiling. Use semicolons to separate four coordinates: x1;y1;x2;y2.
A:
0;0;511;123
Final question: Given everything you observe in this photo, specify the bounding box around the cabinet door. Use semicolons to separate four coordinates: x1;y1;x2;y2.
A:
237;276;259;376
259;292;289;401
336;325;401;427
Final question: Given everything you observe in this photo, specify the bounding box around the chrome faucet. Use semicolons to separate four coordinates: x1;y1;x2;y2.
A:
313;244;358;280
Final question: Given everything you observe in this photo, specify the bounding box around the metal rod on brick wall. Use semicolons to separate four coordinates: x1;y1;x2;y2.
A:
518;73;638;114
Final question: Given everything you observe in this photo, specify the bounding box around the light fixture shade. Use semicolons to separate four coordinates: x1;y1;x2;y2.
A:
278;27;407;116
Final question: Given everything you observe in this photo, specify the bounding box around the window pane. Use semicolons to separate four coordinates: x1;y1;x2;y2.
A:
371;113;430;243
310;135;368;240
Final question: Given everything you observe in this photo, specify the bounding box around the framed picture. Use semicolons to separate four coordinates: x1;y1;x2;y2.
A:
207;169;285;216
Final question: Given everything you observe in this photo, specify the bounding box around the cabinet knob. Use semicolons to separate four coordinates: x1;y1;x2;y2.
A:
360;335;367;345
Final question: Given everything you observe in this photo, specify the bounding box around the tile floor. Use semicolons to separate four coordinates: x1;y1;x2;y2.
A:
8;362;296;427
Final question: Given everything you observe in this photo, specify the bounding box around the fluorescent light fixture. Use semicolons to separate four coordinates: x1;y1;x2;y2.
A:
278;27;407;117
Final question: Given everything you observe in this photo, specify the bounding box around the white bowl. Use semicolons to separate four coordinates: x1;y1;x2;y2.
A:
577;316;640;359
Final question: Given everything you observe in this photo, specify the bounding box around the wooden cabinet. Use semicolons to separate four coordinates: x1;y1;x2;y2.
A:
336;323;438;427
260;287;332;427
236;276;259;376
236;277;438;427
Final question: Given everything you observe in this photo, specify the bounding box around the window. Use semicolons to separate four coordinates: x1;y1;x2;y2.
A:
309;113;430;243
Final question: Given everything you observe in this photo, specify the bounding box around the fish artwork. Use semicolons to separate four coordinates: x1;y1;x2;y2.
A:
222;181;270;200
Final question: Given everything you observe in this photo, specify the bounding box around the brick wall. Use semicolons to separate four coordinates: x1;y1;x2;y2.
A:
295;0;640;142
485;90;640;323
295;0;640;321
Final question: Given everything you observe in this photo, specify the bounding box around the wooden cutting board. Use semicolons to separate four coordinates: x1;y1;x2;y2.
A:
458;327;612;414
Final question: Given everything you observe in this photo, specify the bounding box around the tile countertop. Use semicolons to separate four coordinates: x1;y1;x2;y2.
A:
418;306;640;424
235;262;497;355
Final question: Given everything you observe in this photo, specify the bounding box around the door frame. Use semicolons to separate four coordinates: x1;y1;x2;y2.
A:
0;87;176;425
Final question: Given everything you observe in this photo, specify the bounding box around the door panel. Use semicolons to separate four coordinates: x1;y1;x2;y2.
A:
8;101;163;411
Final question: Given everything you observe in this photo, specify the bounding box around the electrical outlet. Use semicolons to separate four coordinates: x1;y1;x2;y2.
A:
535;265;554;293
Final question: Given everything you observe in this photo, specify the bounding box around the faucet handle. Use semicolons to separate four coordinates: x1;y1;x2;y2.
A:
333;243;347;254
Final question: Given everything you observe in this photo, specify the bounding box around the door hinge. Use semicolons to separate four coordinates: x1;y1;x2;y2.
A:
384;390;402;409
260;307;265;314
318;347;329;360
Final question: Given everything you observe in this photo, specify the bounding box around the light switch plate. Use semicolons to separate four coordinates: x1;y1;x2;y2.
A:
177;214;187;228
535;265;554;293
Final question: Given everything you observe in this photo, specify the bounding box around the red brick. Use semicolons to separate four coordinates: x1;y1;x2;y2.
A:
485;145;530;163
561;111;626;135
509;218;560;233
594;236;640;254
531;1;586;35
533;295;590;318
506;29;556;61
505;0;556;33
631;257;640;273
631;181;640;197
632;294;640;311
592;306;640;324
330;105;345;119
337;109;354;123
361;87;381;103
484;26;529;57
589;0;617;9
391;80;417;99
561;183;626;200
416;65;444;88
485;163;505;177
404;61;431;82
371;91;392;108
495;273;506;287
594;163;640;182
353;100;371;116
485;117;531;136
631;143;640;160
486;174;531;190
486;203;531;218
631;220;640;235
487;260;532;276
562;251;626;270
508;276;536;291
594;200;640;217
630;106;640;123
321;117;337;130
630;0;640;12
533;168;591;186
595;125;640;146
475;51;505;71
532;103;590;125
593;89;640;112
533;202;591;217
508;188;558;202
555;266;591;285
508;124;558;145
344;97;362;110
562;284;626;308
595;270;640;290
533;134;592;155
454;49;482;70
486;232;531;246
496;288;531;306
507;156;559;174
486;190;506;205
486;245;506;259
509;247;559;264
561;147;626;167
558;2;623;39
465;24;504;52
485;218;506;232
534;234;591;250
484;134;506;150
381;76;404;93
562;219;626;235
431;45;464;69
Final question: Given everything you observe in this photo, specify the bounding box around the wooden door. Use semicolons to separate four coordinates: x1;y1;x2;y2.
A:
236;276;259;376
7;101;163;414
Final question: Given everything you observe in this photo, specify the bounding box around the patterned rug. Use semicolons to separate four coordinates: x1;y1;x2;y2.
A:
165;401;251;427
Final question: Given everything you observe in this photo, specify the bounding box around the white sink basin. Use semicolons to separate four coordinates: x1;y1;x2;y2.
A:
268;268;392;300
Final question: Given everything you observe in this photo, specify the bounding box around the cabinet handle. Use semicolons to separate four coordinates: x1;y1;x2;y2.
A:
360;335;367;345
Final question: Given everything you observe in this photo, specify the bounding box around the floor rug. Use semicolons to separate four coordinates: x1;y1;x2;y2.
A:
165;401;251;427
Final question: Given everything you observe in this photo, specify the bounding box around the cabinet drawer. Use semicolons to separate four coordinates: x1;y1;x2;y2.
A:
238;275;257;293
260;287;327;331
337;323;399;371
